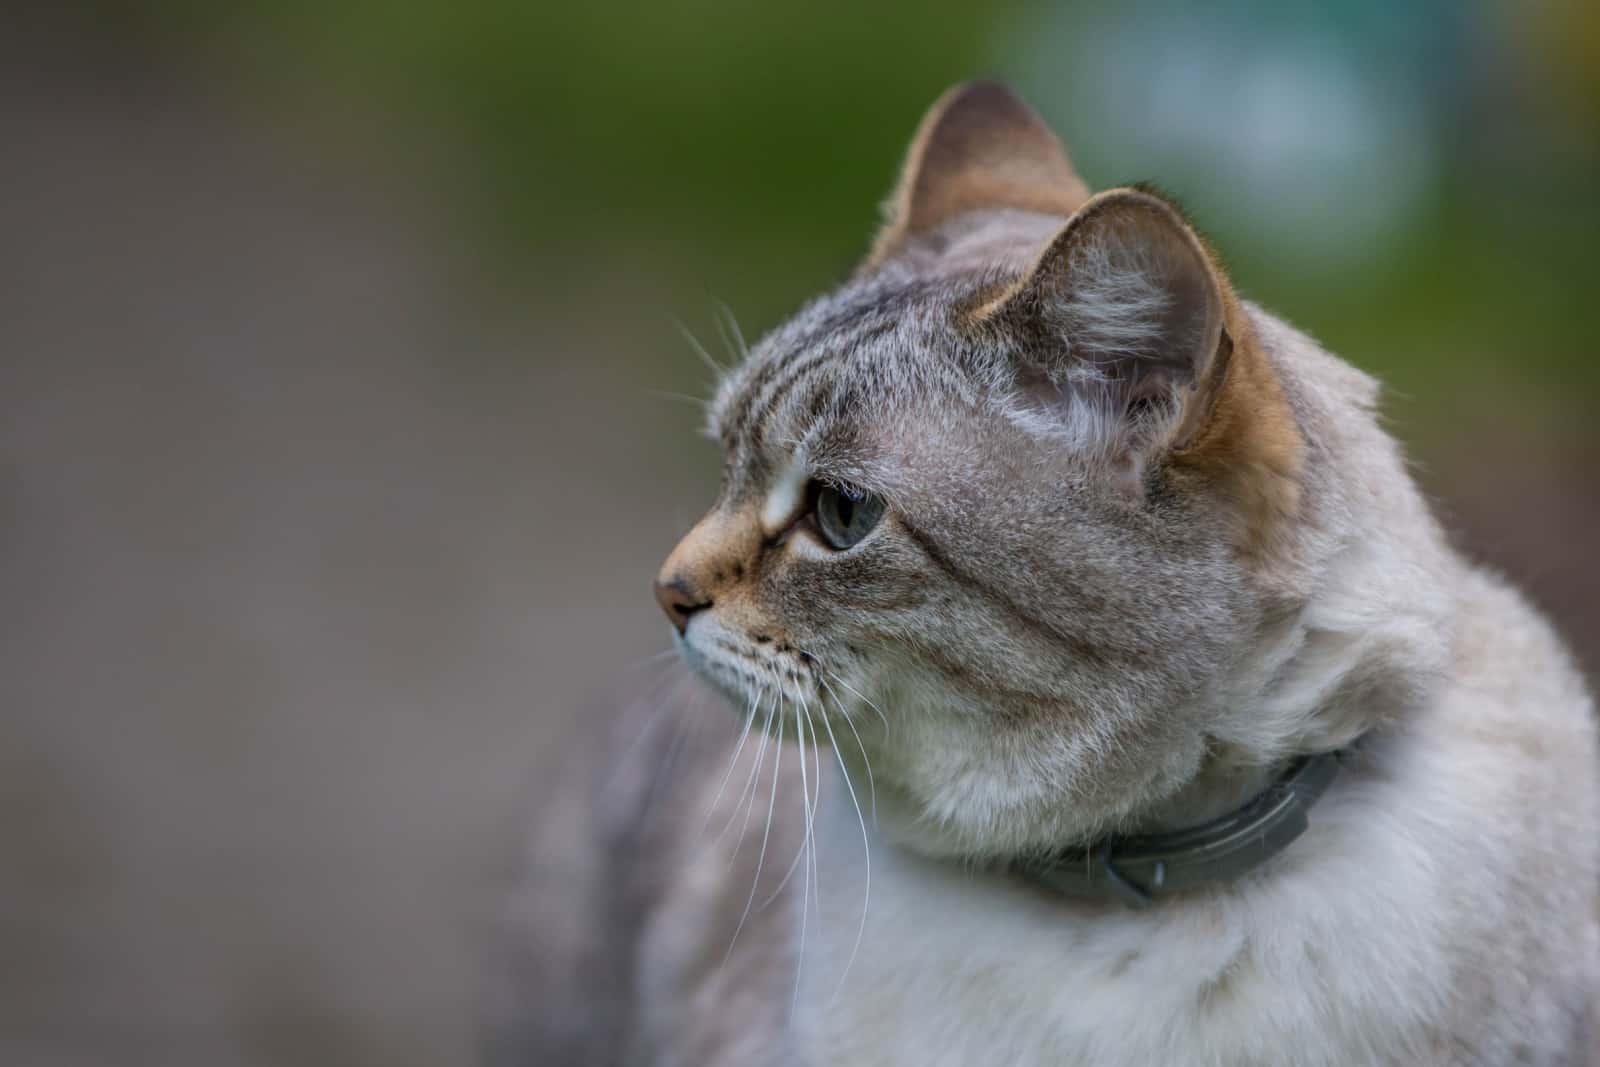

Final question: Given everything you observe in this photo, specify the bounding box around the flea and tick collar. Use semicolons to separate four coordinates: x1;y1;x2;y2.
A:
1012;745;1354;908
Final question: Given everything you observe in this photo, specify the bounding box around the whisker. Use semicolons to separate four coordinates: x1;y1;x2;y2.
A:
722;695;782;968
724;695;774;860
716;692;777;844
804;700;824;948
822;668;890;735
795;646;882;730
716;299;752;361
702;687;762;837
789;700;815;1023
816;673;877;823
814;697;871;1005
674;317;730;377
622;647;680;674
644;388;710;409
713;306;739;364
725;695;776;868
764;718;811;905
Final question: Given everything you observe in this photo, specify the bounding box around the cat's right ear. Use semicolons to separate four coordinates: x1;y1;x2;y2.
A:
865;81;1091;269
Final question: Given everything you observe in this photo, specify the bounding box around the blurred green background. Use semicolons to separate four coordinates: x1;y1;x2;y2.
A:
3;1;1596;1064
169;0;1600;399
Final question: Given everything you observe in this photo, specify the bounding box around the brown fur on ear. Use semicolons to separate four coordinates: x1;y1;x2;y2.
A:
866;81;1091;269
1137;195;1304;564
1170;286;1305;565
983;187;1304;562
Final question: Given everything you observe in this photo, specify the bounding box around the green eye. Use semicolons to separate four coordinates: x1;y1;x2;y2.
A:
813;483;885;550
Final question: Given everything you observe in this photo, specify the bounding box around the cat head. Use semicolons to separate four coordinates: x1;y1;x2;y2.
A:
655;82;1318;860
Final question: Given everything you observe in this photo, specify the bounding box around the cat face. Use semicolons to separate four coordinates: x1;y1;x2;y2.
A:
656;83;1304;859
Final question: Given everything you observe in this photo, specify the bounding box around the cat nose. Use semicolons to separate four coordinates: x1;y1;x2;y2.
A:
656;508;758;633
654;576;711;634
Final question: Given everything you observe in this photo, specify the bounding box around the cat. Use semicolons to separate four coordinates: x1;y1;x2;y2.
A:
485;81;1599;1066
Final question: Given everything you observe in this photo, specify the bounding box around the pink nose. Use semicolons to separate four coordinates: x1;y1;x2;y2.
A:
653;575;710;634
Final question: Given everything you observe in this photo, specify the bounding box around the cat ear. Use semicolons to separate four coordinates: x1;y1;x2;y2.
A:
985;188;1227;452
866;81;1091;268
984;187;1303;541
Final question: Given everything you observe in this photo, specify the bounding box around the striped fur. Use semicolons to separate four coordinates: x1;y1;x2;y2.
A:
493;82;1600;1066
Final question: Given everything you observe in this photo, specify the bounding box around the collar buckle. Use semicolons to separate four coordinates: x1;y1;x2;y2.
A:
1096;840;1156;908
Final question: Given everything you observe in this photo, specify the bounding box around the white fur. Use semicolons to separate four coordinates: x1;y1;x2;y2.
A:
648;242;1596;1067
1053;236;1174;359
776;316;1600;1066
793;571;1597;1067
762;457;811;535
506;93;1598;1066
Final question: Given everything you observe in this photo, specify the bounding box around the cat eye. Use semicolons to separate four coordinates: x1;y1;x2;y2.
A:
812;482;885;550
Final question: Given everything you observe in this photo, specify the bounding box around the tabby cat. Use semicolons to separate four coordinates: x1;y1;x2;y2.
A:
487;82;1599;1066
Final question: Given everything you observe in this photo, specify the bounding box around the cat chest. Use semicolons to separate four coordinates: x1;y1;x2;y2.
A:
788;801;1373;1067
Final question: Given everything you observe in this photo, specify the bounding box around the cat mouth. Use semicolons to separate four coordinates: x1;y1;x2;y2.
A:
676;626;830;724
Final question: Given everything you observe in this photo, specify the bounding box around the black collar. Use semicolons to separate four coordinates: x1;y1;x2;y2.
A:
1013;746;1353;908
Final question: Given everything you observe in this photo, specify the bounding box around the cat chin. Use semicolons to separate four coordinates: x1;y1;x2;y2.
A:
672;635;756;714
673;619;825;727
840;684;1218;862
679;622;1215;861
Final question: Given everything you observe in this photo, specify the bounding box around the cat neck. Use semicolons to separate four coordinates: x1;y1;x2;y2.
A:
836;728;1359;909
1019;742;1356;905
1129;739;1295;834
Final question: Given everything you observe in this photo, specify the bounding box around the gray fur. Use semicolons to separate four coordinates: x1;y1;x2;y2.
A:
491;101;1599;1066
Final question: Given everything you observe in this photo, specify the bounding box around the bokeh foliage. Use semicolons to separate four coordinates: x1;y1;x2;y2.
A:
127;0;1600;434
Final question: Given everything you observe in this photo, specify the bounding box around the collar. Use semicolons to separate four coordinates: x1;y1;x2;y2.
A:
1012;745;1354;908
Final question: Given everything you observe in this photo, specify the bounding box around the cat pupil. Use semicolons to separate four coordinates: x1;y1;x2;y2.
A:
813;482;882;549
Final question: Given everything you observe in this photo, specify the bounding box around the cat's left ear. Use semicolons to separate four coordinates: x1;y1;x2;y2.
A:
982;187;1302;526
866;81;1091;269
983;188;1228;449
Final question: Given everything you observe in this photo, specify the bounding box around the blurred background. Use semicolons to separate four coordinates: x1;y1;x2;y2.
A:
2;1;1596;1063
